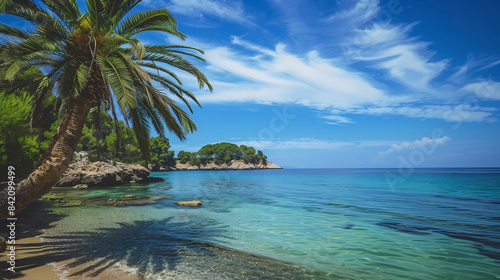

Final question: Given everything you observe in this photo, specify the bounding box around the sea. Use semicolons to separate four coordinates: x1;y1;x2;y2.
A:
20;168;500;279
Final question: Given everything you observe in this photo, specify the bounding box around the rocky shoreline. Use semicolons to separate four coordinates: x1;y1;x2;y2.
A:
55;154;282;188
149;159;282;171
55;158;157;188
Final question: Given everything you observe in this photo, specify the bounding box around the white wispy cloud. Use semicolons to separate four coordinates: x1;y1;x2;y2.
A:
327;0;380;28
378;136;452;157
450;55;500;83
166;35;496;124
195;37;403;110
233;138;395;150
347;104;497;123
322;115;355;125
349;23;448;91
461;80;500;100
161;0;255;26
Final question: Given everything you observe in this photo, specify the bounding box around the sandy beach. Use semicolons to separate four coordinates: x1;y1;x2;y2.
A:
0;236;59;280
0;235;144;280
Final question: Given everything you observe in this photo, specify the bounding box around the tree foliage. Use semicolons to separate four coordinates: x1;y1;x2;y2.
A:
176;142;267;166
150;136;175;167
0;93;41;180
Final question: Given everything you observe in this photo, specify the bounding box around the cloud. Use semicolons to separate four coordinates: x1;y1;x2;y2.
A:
168;36;496;124
461;80;500;100
327;0;380;28
195;37;402;110
322;115;355;125
162;0;255;26
349;23;448;91
450;55;500;83
233;138;395;150
347;104;497;123
379;136;452;157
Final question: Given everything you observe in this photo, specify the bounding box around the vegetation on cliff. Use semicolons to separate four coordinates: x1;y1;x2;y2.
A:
177;143;267;167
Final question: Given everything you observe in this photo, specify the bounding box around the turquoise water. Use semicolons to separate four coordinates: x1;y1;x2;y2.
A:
35;168;500;279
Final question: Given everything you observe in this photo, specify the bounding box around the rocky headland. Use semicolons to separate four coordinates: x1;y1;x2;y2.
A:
149;160;282;171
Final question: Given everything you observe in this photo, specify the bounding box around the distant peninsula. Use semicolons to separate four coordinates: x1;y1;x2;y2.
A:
149;142;282;171
153;159;282;171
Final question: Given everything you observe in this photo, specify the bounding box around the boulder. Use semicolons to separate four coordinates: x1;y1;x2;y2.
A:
55;159;151;187
176;200;202;207
72;184;88;189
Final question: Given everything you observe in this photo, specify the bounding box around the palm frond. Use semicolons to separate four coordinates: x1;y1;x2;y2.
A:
97;55;135;109
138;53;213;91
136;61;183;85
54;59;87;98
147;72;200;111
117;9;183;39
143;44;206;61
0;2;69;42
40;0;81;28
0;22;31;39
86;0;107;30
104;0;142;30
136;93;166;137
127;106;151;163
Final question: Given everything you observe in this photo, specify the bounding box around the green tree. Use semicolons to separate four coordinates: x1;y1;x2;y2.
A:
0;93;41;180
177;150;194;164
0;0;212;218
150;136;175;167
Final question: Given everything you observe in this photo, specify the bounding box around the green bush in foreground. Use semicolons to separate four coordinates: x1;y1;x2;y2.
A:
0;93;41;180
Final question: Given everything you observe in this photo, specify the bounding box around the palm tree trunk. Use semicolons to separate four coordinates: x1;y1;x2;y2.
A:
0;93;96;219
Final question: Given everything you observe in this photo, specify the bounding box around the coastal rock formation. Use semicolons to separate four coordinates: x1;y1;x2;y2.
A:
176;200;203;207
151;160;282;171
55;157;152;187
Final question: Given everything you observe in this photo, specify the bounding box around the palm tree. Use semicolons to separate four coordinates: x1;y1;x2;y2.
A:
0;0;212;218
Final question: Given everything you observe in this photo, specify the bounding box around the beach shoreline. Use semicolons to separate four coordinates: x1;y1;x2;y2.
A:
0;234;145;280
0;235;60;280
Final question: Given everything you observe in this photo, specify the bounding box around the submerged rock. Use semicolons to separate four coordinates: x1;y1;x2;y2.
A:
108;195;173;207
120;195;137;200
61;200;82;207
72;184;88;189
176;200;202;207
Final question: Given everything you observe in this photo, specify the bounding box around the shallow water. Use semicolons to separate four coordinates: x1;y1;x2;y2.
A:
39;168;500;279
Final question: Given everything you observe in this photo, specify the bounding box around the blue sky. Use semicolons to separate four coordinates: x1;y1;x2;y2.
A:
137;0;500;168
5;0;500;168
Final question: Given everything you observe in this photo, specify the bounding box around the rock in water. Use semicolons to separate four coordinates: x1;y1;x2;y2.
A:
176;200;202;207
55;158;151;187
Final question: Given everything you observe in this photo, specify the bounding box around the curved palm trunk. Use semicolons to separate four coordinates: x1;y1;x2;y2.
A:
0;93;96;219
